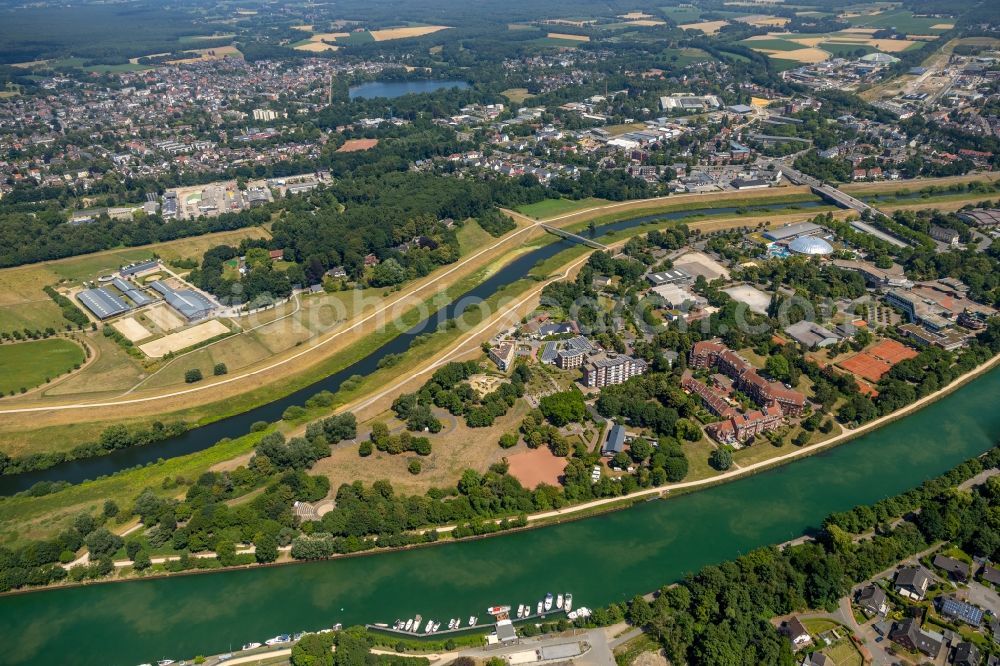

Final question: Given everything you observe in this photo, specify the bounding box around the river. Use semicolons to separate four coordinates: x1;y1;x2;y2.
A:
1;365;998;665
348;80;470;99
0;199;825;495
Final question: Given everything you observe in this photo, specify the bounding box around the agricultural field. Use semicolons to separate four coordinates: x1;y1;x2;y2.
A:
370;25;451;41
166;44;243;64
679;20;728;34
546;32;590;42
660;6;702;23
841;8;954;33
0;338;86;395
743;28;928;64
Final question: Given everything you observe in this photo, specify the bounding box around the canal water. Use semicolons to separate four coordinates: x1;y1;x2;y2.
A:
1;366;999;665
0;199;824;495
348;80;470;99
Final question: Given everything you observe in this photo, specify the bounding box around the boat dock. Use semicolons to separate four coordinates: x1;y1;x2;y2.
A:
366;609;569;638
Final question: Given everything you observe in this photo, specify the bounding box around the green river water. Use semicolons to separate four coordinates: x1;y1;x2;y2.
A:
2;367;1000;665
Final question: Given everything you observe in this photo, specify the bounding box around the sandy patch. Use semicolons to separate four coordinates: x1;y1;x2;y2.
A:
768;47;830;63
112;317;153;343
144;304;185;332
139;320;230;358
547;32;591;42
167;45;242;65
336;138;379;153
507;447;568;489
370;26;451;41
931;23;955;30
294;42;339;52
679;20;728;34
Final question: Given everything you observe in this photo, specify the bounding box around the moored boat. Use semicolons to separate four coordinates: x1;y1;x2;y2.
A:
544;593;553;611
564;594;573;612
516;604;524;618
556;594;563;610
404;619;413;631
424;619;434;633
241;643;261;651
486;605;510;615
469;616;477;626
536;601;543;615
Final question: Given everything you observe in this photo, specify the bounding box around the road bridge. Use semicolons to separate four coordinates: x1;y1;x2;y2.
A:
540;223;609;250
763;160;910;247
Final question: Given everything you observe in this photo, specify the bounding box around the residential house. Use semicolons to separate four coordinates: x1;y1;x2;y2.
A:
894;566;932;600
933;554;970;582
856;585;888;616
488;341;517;372
980;563;1000;587
954;641;981;666
887;618;942;657
930;225;960;247
801;654;830;666
779;616;812;650
937;597;983;627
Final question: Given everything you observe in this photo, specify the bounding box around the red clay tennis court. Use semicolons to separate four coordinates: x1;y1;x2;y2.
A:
507;447;568;489
839;339;918;383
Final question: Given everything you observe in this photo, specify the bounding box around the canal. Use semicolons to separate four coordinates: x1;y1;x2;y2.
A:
0;199;825;495
1;365;999;665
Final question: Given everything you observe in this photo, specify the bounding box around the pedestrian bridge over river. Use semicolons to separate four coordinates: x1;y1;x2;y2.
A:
540;224;609;250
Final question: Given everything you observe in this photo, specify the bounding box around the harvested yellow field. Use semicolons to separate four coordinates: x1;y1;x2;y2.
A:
143;304;185;333
679;20;728;34
547;32;591;41
312;32;349;41
741;15;790;27
628;19;666;26
292;24;314;31
932;23;955;29
619;11;654;19
842;27;879;34
112;317;152;343
370;26;451;41
139;320;230;358
294;42;339;52
751;97;771;107
167;45;242;65
769;47;830;63
864;38;916;52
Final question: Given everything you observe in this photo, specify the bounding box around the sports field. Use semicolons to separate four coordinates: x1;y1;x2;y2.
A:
0;338;85;394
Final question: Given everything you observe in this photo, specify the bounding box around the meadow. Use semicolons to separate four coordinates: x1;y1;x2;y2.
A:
0;338;86;395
